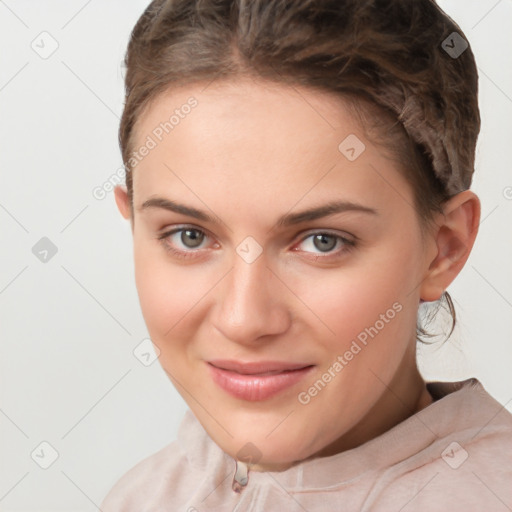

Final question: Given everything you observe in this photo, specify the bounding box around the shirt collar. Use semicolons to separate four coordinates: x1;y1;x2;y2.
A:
177;378;485;492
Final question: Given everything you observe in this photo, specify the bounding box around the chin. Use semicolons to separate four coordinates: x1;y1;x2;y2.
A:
199;408;320;468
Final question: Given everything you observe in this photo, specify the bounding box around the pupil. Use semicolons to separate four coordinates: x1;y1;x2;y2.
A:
314;234;336;252
182;229;203;248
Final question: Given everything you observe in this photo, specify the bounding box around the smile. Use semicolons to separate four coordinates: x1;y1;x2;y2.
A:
207;360;315;401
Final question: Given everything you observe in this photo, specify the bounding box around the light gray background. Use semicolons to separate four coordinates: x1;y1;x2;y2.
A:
1;1;511;510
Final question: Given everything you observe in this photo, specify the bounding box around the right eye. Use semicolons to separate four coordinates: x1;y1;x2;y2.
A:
157;226;217;259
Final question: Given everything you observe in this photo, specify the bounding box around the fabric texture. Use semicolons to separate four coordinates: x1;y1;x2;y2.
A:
100;378;512;511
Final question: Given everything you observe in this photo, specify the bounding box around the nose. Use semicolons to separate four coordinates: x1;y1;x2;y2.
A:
212;251;291;346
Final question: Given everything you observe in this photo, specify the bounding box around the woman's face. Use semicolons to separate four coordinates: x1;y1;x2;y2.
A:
117;77;437;470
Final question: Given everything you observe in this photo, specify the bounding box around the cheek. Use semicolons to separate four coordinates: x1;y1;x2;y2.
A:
288;240;420;352
132;242;206;343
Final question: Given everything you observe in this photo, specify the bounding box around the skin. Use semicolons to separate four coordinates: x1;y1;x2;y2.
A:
114;76;480;472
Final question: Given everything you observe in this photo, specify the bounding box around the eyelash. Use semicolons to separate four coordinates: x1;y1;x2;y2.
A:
156;225;356;261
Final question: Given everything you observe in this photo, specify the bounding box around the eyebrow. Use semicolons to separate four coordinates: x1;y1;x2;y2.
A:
139;197;378;227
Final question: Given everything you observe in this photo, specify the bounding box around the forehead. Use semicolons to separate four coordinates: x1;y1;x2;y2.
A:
130;77;413;223
133;77;359;157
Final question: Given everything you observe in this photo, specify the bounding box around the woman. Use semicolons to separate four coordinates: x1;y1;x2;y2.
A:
101;0;512;509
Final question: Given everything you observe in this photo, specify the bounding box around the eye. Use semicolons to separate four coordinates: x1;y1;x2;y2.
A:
157;226;356;261
175;228;206;248
294;231;355;259
157;226;214;259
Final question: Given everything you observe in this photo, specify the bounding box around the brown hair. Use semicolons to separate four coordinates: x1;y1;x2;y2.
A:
119;0;480;344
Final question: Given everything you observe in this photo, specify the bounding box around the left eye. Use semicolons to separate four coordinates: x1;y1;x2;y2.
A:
296;232;352;255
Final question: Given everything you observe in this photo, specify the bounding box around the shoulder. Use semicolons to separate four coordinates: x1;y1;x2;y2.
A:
371;379;512;510
374;433;512;511
100;440;187;511
99;409;228;511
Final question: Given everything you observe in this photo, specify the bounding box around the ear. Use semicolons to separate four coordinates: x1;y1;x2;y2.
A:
420;190;481;302
114;185;133;228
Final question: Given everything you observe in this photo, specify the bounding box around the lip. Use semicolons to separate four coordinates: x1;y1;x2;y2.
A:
207;360;315;401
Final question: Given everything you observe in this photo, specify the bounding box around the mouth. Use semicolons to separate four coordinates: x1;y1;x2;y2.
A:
207;360;315;401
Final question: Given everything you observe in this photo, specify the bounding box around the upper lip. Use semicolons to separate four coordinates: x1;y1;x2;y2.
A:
207;359;313;375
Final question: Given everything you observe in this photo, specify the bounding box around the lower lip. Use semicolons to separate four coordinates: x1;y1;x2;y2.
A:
207;363;314;401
